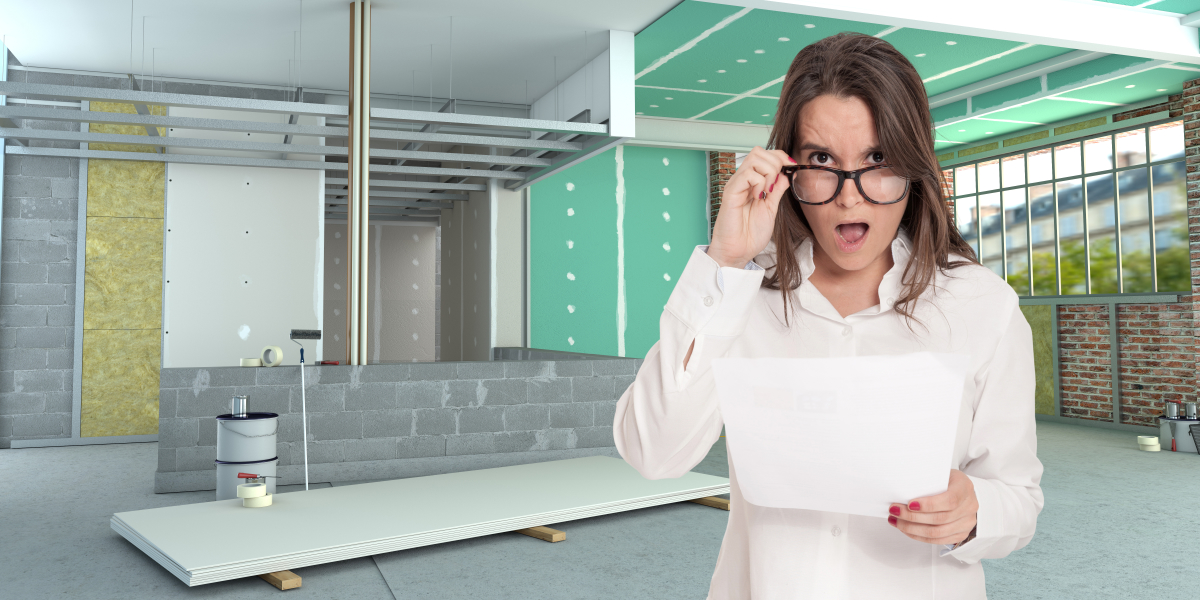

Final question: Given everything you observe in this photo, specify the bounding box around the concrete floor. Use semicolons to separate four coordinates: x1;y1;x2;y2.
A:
1;421;1196;599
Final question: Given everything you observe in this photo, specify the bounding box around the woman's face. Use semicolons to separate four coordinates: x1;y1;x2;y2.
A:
795;94;907;274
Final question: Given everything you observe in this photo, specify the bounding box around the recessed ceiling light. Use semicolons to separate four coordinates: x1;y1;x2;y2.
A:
737;59;747;63
649;104;659;108
762;113;770;117
1157;88;1168;91
754;49;764;54
697;79;707;83
636;112;644;115
1125;84;1135;88
717;69;726;73
664;97;673;100
945;41;957;45
985;131;993;134
744;120;753;123
804;24;815;28
915;53;926;57
958;129;966;132
778;37;790;42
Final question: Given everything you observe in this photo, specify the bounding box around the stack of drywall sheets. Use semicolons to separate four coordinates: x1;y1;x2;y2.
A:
112;456;730;586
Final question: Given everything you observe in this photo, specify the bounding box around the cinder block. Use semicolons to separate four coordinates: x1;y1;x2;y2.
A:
157;448;176;472
74;74;130;89
0;414;10;437
50;178;77;199
413;408;456;435
159;81;211;96
592;359;638;376
20;197;77;221
46;348;72;369
310;412;362;441
276;442;291;466
503;361;551;378
50;221;77;244
409;362;456;381
533;428;576;451
298;384;344;413
207;85;257;99
362;409;412;438
277;413;303;443
528;378;572;404
397;380;445;409
2;283;66;305
176;386;240;418
0;371;14;392
361;364;410;383
3;218;51;242
0;347;48;370
159;418;199;448
13;155;70;178
397;435;445;459
550;403;593;428
46;305;73;326
204;368;257;388
479;378;528;405
158;368;200;389
14;369;64;392
44;391;70;413
313;365;353;384
552;360;593;377
573;426;615;449
614;376;636;398
175;445;217;472
445;379;481;407
457;361;503;380
19;240;73;264
158;389;177;419
0;305;47;328
196;420;218;448
16;326;71;349
495;431;538;453
572;376;615;403
445;432;496;456
3;175;51;199
255;366;302;386
1;262;48;284
26;71;74;86
345;382;398;411
593;401;618;428
344;437;400;462
503;404;549;431
306;440;345;464
458;406;504;434
12;412;67;436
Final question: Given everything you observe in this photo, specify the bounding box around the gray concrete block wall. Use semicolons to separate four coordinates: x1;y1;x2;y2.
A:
155;358;642;492
0;67;326;449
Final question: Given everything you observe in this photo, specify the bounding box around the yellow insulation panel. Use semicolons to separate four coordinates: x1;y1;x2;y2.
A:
80;328;161;437
84;216;163;330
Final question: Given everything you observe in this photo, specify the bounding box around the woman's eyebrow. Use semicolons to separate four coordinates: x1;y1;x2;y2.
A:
794;143;883;156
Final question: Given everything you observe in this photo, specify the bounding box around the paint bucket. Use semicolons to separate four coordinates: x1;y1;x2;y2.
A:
1158;418;1200;454
215;457;278;501
216;412;279;463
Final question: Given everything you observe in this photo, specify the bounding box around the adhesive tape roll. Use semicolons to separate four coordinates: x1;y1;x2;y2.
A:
240;358;263;368
1138;436;1159;445
237;482;266;499
1140;444;1161;452
261;346;284;367
242;493;273;508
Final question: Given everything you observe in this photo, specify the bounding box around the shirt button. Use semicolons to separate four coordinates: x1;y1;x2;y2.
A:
703;296;714;307
842;326;852;337
831;525;841;537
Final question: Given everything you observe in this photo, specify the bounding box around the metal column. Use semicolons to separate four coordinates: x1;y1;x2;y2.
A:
347;0;371;365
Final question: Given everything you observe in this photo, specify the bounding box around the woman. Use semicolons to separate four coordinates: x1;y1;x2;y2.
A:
613;33;1043;599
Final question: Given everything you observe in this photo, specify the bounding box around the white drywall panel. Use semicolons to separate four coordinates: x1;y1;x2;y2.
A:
440;208;463;361
493;184;523;348
162;163;323;367
367;223;437;362
460;191;491;361
322;223;348;363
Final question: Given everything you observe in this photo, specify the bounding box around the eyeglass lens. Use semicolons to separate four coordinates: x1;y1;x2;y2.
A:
792;168;906;204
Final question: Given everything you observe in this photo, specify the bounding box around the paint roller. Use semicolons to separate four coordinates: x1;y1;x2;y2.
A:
290;329;321;491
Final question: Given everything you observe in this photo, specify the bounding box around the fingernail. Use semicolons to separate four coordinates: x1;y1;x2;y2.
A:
788;156;797;163
759;191;765;200
769;183;775;193
887;515;897;526
889;505;901;516
909;501;921;511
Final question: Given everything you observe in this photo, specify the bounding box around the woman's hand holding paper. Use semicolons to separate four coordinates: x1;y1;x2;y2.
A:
887;469;979;545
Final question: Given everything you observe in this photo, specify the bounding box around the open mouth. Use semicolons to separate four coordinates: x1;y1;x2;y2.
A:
835;222;869;252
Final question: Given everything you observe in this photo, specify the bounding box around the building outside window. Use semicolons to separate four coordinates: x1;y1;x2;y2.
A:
945;120;1186;296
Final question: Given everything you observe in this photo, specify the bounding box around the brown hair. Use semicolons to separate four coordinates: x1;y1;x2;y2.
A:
764;32;976;324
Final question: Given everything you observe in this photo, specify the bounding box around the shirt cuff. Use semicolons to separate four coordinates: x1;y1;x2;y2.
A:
699;245;764;292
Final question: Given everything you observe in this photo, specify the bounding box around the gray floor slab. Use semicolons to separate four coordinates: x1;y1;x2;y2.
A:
2;424;1198;599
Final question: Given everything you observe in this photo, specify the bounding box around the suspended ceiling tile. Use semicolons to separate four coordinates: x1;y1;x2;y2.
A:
633;1;747;75
934;118;1030;147
695;96;780;126
1055;66;1193;103
882;29;1073;97
984;98;1100;125
932;100;970;124
972;78;1044;113
634;87;728;119
1047;54;1157;91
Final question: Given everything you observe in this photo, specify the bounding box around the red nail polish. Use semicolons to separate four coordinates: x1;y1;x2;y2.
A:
788;156;797;163
888;515;897;526
759;191;765;200
769;183;775;193
889;505;901;516
909;501;921;511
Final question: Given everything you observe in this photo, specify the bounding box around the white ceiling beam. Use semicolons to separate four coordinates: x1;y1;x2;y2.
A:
702;0;1200;63
1182;10;1200;28
928;50;1106;109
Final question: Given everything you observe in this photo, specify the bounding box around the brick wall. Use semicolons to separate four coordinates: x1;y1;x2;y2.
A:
155;358;638;493
1113;93;1183;122
708;151;735;232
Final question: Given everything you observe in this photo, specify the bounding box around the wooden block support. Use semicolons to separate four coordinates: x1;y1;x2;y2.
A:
258;570;302;591
688;496;730;511
515;526;566;542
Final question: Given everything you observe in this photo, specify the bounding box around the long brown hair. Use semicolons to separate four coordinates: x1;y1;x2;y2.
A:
764;32;976;324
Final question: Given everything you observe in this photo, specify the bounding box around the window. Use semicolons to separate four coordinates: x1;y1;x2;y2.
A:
948;120;1186;295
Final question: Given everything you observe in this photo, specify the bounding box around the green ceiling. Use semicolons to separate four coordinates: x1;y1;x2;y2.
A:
1094;0;1200;13
633;1;1200;152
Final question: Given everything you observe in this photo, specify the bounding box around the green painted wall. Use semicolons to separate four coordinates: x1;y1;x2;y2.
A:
530;145;710;358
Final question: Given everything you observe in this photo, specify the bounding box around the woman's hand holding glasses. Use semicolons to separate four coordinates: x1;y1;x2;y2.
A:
708;146;795;269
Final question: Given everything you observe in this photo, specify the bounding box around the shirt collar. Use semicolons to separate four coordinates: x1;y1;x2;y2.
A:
795;227;912;319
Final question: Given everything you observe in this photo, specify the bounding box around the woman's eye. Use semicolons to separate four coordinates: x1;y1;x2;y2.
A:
870;151;885;163
811;152;830;164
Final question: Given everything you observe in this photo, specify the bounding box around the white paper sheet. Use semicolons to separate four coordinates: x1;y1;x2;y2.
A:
713;353;969;518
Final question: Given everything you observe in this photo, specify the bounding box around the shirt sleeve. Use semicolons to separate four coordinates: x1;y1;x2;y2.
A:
943;301;1045;563
612;245;765;480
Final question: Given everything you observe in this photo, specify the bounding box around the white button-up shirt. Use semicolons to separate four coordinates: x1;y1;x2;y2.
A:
614;232;1043;600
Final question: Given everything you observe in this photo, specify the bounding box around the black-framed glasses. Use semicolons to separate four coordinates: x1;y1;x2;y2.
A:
781;164;910;205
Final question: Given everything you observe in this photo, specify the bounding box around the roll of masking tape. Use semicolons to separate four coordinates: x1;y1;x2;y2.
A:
1138;436;1158;445
240;358;263;367
261;346;283;367
243;493;273;508
237;482;266;499
1140;443;1161;452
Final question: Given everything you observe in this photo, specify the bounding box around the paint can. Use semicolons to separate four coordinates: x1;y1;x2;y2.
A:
216;457;278;501
216;411;278;463
1158;417;1200;454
